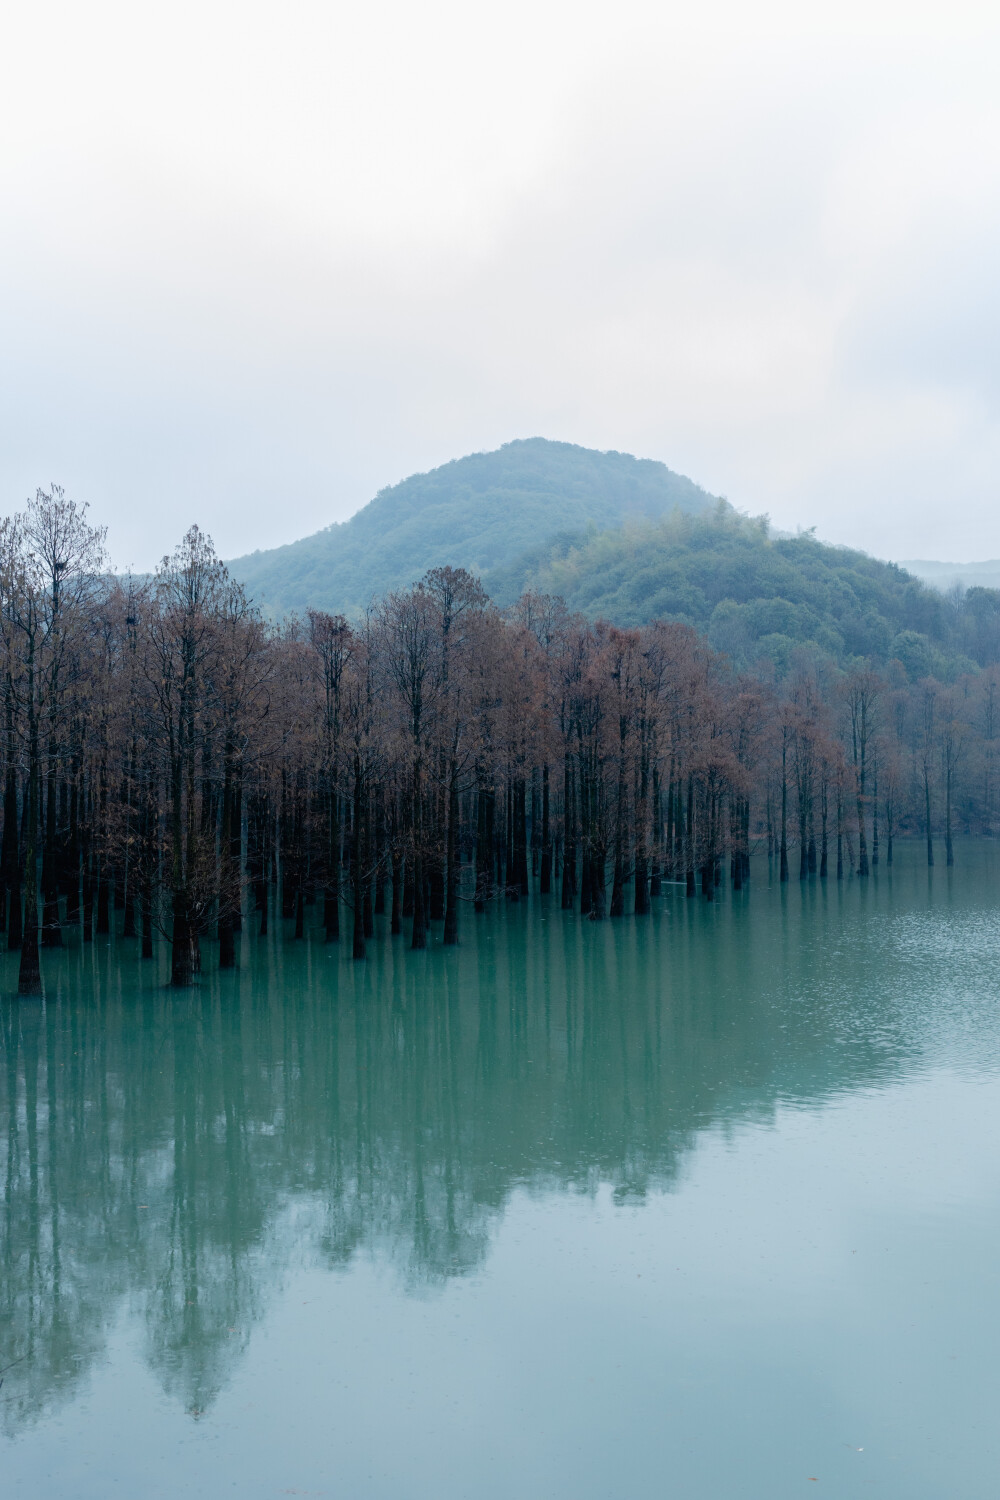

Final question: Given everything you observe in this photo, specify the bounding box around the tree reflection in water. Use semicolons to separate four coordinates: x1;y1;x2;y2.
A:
1;881;912;1429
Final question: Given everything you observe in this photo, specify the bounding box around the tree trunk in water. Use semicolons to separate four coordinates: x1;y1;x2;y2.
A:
141;884;154;959
443;767;460;946
219;913;236;968
561;839;577;909
561;755;576;910
686;778;697;897
516;780;529;897
170;889;196;987
411;763;427;950
539;765;551;895
856;790;869;878
429;866;445;921
779;754;789;883
634;785;651;915
40;765;61;948
590;853;606;920
871;756;880;868
122;879;137;938
324;791;340;940
64;779;80;924
475;781;491;913
219;786;237;961
7;866;22;951
231;780;242;933
580;845;594;916
18;748;41;994
82;860;94;940
1;765;17;939
352;761;366;959
731;800;746;892
391;850;403;935
610;846;625;916
40;883;61;944
218;758;236;968
650;772;663;895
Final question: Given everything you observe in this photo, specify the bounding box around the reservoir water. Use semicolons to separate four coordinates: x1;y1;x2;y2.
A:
3;842;1000;1497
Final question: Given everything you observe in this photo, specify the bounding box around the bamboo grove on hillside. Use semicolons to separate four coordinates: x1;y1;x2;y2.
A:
1;490;997;993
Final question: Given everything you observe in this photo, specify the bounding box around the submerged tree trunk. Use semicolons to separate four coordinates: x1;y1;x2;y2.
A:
561;755;576;911
18;755;41;995
218;753;237;969
475;778;492;913
170;888;197;987
352;757;366;960
779;743;789;884
411;760;427;950
539;764;552;895
443;764;460;945
141;883;154;960
391;847;403;935
40;760;61;948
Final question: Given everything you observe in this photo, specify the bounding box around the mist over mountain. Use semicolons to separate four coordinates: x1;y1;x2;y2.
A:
227;438;713;618
902;559;1000;593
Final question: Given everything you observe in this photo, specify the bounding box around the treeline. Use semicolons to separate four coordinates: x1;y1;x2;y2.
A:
1;489;997;993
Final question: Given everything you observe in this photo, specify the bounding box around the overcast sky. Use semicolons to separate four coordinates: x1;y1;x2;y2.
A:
3;0;999;570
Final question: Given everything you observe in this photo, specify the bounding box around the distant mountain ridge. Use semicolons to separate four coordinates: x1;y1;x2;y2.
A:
901;559;1000;593
485;507;995;678
228;438;714;617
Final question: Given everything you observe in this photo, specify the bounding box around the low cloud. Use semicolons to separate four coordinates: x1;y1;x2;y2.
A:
2;0;999;567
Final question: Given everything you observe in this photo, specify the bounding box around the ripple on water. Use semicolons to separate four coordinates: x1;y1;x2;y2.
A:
873;907;1000;1074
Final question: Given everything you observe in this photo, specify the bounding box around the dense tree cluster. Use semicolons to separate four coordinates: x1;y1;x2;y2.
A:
1;490;997;993
492;504;1000;676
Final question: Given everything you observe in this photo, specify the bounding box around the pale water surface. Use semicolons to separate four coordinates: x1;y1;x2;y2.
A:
3;844;1000;1497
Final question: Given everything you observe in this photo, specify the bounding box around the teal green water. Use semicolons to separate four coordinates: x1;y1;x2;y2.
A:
3;845;1000;1497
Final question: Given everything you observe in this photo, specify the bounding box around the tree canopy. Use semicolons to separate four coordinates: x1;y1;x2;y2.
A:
487;504;995;680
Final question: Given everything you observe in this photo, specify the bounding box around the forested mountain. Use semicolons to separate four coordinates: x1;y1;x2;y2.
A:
228;438;713;617
487;504;1000;679
229;437;1000;680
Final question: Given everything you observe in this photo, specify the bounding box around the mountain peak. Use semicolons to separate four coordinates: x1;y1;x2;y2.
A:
229;438;713;617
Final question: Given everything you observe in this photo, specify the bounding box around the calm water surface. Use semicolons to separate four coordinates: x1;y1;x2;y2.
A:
3;844;1000;1497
